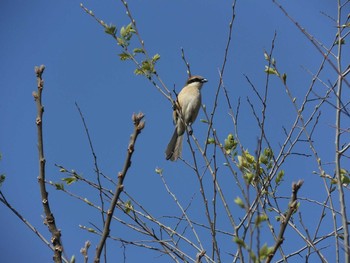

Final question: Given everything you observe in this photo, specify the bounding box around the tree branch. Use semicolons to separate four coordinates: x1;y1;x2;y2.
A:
94;112;145;263
33;65;64;262
266;180;303;263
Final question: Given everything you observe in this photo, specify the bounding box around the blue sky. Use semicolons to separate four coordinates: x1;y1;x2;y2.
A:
0;0;346;262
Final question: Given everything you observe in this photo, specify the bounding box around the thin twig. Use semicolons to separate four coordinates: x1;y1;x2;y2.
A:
181;47;192;77
75;102;107;260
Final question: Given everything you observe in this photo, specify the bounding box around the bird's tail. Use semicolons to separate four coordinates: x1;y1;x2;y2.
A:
165;129;183;161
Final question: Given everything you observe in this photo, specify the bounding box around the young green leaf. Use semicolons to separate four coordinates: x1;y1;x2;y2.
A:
62;177;77;185
233;237;246;248
119;52;132;61
234;196;245;209
259;243;270;260
275;170;284;184
255;214;268;226
152;53;161;63
207;138;215;144
125;200;133;214
264;51;269;61
105;24;117;36
54;183;64;190
264;66;279;76
133;48;145;54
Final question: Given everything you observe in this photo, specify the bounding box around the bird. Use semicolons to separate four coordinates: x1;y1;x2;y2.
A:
165;75;208;161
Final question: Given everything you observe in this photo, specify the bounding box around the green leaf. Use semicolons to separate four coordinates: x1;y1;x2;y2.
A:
259;243;269;260
126;23;135;33
117;37;126;47
207;138;215;144
120;26;126;38
341;174;350;185
70;255;76;263
62;177;77;185
134;59;156;76
237;155;245;169
134;68;145;75
152;53;161;63
133;48;145;54
255;214;268;226
87;227;96;233
249;250;257;262
125;200;133;214
119;52;132;61
340;168;348;176
259;155;268;165
233;237;246;248
275;170;284;185
244;172;254;184
245;151;255;164
264;66;279;76
54;183;64;190
224;133;237;152
234;197;245;209
264;51;269;61
105;24;117;36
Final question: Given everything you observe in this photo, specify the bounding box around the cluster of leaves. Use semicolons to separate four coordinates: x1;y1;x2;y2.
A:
236;147;283;186
105;22;160;78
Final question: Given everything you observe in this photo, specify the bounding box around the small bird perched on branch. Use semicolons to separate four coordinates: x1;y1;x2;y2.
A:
165;75;208;161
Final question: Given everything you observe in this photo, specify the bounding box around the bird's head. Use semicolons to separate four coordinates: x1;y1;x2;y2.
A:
186;75;208;89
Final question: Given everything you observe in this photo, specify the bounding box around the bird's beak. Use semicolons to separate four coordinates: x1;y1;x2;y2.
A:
202;78;208;83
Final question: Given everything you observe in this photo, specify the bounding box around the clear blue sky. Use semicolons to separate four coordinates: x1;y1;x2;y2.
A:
0;0;344;262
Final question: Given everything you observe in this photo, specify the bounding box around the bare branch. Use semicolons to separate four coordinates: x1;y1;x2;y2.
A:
266;180;304;263
33;65;64;262
94;112;145;262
